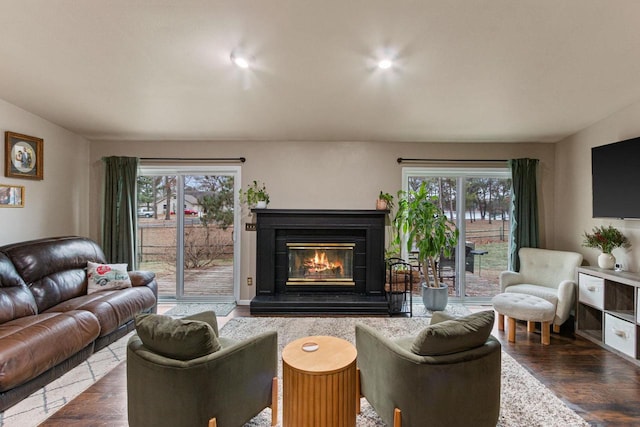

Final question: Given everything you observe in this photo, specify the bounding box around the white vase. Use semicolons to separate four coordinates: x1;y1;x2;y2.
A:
255;200;267;209
598;253;616;269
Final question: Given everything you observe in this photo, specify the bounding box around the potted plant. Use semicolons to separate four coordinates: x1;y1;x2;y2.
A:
239;180;270;210
582;225;631;269
393;182;459;311
377;191;395;211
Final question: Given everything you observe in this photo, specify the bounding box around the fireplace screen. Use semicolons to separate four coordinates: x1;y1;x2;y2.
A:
286;243;355;286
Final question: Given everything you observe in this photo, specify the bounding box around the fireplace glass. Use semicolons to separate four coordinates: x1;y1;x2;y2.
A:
287;243;355;285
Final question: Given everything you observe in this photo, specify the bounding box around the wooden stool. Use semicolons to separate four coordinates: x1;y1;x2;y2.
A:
282;335;357;427
492;293;555;345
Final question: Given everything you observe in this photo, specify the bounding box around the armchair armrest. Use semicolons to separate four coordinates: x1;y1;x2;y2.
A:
499;270;522;292
555;280;577;325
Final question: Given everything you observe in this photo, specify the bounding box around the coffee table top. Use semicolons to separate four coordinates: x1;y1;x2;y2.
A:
282;335;357;374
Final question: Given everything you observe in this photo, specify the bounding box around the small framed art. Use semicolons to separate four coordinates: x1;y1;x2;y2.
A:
0;183;24;207
5;131;43;180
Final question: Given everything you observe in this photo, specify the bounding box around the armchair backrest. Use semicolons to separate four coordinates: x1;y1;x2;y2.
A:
518;248;583;289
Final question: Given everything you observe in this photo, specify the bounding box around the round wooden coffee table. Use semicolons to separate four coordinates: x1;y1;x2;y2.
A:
282;335;357;427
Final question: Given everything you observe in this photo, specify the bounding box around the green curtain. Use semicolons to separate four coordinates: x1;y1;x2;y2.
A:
102;156;139;268
508;158;539;271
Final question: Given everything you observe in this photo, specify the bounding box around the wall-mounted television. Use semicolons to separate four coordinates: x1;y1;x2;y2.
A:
592;136;640;219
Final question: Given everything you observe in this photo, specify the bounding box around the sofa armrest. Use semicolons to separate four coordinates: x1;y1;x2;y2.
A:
499;270;522;292
128;270;155;287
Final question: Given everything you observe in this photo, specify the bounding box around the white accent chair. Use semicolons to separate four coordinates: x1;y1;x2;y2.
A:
500;247;583;332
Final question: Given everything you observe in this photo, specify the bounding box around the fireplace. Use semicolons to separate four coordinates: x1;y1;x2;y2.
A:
250;209;388;314
286;243;355;286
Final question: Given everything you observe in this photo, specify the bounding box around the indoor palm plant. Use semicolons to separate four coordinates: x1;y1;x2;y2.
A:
393;182;459;310
582;225;631;269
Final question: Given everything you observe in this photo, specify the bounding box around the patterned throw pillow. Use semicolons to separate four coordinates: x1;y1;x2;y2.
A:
87;261;131;294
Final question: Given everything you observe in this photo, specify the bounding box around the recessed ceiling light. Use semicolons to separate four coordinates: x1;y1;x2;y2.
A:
230;52;250;69
377;59;393;69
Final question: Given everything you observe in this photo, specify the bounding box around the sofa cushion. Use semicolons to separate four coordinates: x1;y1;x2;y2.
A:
0;253;37;324
87;261;131;294
411;310;495;356
45;286;156;337
135;313;221;360
0;311;100;392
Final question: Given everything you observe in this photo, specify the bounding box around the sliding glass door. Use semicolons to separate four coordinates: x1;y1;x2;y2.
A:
136;165;240;302
402;167;511;302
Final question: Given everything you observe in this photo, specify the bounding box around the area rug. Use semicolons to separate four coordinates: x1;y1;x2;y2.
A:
0;332;133;427
163;302;237;317
219;317;589;427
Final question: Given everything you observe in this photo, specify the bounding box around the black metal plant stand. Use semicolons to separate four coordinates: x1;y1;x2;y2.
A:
385;257;413;317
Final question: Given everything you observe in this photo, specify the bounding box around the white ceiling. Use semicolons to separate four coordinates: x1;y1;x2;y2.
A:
1;0;640;143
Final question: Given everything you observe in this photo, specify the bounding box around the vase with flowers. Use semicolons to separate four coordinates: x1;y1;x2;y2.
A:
582;225;631;269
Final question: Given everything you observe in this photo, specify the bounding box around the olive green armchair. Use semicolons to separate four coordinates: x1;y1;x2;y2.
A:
356;311;501;427
127;311;277;427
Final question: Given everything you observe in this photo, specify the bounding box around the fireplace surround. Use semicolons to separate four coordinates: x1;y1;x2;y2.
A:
250;209;388;314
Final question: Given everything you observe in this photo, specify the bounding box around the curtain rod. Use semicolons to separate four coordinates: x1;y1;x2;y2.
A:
397;157;507;164
140;157;246;163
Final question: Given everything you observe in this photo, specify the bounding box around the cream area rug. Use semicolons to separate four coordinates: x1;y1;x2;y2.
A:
223;317;589;427
164;302;237;317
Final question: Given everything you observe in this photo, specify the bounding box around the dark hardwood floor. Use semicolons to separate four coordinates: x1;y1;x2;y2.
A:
40;305;640;426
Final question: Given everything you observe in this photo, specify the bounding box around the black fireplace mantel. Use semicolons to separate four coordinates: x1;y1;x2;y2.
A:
250;209;389;314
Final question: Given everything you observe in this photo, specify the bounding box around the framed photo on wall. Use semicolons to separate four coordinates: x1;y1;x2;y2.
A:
0;183;24;207
5;131;43;180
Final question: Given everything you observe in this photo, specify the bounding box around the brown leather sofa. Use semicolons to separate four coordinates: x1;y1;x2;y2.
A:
0;236;158;411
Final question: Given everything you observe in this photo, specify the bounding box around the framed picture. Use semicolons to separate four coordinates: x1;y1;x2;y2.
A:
0;183;24;207
5;131;43;180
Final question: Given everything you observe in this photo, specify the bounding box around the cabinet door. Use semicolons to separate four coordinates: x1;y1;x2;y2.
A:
578;273;605;309
604;314;636;358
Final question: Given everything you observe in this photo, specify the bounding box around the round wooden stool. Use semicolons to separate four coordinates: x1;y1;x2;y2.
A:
282;335;357;427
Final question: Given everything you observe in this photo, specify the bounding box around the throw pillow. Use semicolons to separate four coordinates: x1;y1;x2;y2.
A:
411;310;495;356
135;313;221;360
86;261;132;294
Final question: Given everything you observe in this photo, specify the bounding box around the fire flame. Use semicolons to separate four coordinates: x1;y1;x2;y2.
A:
304;250;343;274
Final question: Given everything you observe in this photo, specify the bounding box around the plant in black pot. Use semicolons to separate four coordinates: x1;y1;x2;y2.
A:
393;182;459;311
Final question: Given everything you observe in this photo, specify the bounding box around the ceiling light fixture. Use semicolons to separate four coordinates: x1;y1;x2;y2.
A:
230;52;250;69
377;59;393;69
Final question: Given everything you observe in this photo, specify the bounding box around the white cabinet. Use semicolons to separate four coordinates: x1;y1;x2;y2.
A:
576;267;640;365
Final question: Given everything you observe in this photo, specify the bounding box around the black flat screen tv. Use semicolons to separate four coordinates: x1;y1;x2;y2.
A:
592;136;640;219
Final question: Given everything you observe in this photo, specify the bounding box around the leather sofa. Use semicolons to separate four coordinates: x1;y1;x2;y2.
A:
0;236;158;411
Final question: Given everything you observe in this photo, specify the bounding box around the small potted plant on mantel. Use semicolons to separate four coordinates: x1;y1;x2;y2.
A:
393;182;459;311
377;191;395;211
239;180;270;210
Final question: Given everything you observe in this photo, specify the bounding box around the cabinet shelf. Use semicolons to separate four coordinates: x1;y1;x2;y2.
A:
605;309;635;323
576;266;640;366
